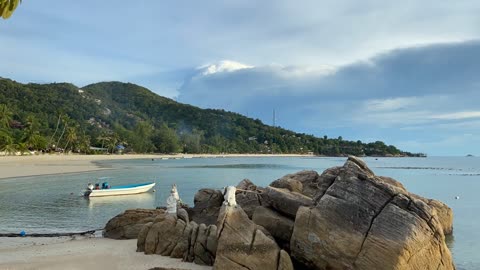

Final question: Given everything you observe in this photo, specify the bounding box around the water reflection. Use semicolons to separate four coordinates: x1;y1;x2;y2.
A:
86;192;155;209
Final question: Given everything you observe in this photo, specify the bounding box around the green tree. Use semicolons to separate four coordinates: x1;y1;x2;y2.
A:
64;125;78;152
0;104;12;129
131;121;154;153
0;0;21;19
152;124;179;153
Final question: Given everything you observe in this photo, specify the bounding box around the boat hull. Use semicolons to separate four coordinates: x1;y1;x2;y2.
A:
87;182;155;197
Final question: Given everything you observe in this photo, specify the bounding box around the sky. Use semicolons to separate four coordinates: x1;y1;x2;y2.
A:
1;1;480;155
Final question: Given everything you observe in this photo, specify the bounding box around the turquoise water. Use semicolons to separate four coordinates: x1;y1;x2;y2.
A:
0;157;478;269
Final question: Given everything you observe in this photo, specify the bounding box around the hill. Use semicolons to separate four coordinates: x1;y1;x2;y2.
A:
0;78;423;156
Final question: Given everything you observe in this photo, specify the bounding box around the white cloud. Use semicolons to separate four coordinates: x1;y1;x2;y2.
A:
430;111;480;120
364;97;420;112
199;60;254;76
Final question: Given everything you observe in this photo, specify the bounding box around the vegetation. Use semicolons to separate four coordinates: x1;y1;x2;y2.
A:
1;0;21;19
0;77;424;156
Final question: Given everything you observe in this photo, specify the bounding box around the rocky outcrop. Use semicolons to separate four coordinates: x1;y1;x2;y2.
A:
104;209;165;239
187;189;224;225
137;211;218;265
214;204;293;270
270;170;319;196
235;179;264;218
262;186;313;218
112;156;454;270
290;156;455;270
252;206;294;250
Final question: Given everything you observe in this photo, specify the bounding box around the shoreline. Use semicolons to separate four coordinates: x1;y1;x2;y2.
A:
0;153;313;180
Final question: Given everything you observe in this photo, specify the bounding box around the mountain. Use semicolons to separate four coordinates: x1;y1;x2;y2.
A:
0;77;422;156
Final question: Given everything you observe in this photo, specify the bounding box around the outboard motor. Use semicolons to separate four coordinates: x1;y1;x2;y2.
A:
84;183;94;197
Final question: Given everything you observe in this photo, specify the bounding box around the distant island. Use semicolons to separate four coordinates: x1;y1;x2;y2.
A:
0;77;423;157
466;154;474;157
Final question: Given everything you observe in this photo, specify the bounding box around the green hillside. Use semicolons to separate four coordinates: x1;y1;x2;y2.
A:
0;78;423;156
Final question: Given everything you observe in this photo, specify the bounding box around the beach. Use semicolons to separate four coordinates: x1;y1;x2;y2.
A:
0;236;212;270
0;153;311;180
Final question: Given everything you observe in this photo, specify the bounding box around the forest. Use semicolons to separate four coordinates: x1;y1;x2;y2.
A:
0;78;424;157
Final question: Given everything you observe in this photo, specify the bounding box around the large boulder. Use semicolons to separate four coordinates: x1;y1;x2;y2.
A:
290;156;455;270
252;206;294;250
270;170;319;196
262;186;313;218
137;211;218;265
214;204;293;270
104;208;165;239
236;179;265;218
187;188;224;225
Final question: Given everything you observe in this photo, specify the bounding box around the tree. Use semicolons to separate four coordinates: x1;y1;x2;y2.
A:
64;125;78;152
0;104;12;129
55;115;70;151
0;0;21;19
48;114;62;149
152;124;179;153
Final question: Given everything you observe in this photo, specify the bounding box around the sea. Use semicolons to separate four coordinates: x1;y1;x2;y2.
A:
0;156;478;269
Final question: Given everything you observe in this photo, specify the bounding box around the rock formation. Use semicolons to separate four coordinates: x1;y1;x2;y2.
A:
107;156;455;270
290;156;455;270
103;208;165;239
214;203;294;270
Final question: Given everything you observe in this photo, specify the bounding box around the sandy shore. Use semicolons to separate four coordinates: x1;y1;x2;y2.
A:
0;153;312;180
0;236;211;270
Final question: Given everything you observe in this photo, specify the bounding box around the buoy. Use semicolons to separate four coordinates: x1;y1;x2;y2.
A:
20;230;26;236
455;196;460;200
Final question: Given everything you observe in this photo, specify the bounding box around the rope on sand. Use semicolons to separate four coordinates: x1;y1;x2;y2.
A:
0;228;103;237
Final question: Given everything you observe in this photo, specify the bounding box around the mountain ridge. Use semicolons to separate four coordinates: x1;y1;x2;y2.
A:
0;77;423;156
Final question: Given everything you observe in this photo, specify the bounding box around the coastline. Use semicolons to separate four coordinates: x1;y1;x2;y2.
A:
0;153;312;180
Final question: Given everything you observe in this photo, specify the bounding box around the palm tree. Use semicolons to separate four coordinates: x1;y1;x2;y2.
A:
64;126;78;152
0;104;12;129
0;0;21;19
48;113;62;150
55;115;70;152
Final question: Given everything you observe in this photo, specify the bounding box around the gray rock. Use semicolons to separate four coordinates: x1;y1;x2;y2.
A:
252;206;294;250
262;186;313;218
213;204;293;270
188;189;224;225
104;208;165;239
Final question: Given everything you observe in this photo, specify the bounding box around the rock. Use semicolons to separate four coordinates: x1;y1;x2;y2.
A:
278;249;294;270
136;222;153;252
177;208;189;224
252;206;294;250
170;220;193;258
236;179;256;190
235;184;264;218
413;195;454;235
184;221;199;262
104;208;165;239
188;189;224;225
272;170;320;197
193;224;215;265
290;156;455;270
213;204;294;270
262;186;313;218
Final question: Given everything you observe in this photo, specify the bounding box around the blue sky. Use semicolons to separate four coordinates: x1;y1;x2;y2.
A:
1;1;480;155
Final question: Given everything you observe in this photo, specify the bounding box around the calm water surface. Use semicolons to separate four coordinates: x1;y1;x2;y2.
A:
0;156;478;269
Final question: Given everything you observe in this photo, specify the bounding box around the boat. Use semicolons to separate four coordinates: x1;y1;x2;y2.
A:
83;182;156;197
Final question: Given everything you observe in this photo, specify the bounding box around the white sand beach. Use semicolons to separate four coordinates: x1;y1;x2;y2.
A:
0;153;311;180
0;237;212;270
